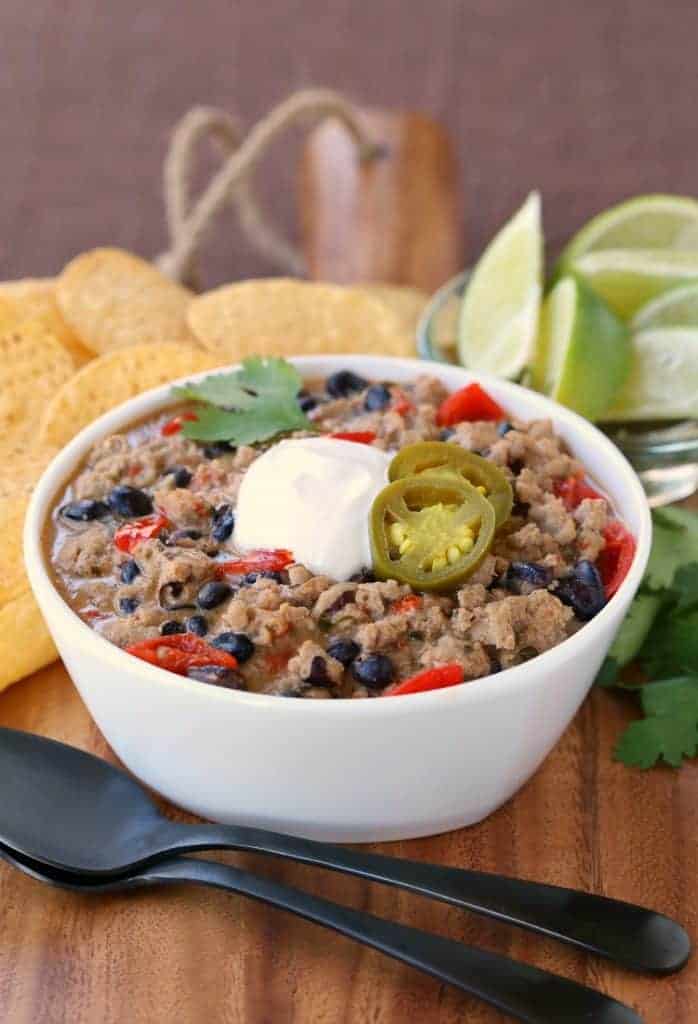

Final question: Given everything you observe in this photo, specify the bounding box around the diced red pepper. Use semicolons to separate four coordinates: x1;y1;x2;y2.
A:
392;595;422;614
161;412;198;436
216;549;294;577
436;383;505;426
385;663;465;697
392;389;414;417
127;463;142;477
329;431;377;444
553;474;604;511
597;521;636;599
125;633;238;675
114;514;170;553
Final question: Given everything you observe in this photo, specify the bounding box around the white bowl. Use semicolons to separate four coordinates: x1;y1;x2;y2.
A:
24;356;651;842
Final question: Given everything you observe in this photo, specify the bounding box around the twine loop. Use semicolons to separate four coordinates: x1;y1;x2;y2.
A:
156;89;380;290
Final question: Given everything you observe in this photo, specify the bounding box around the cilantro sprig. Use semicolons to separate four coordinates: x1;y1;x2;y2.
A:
172;356;314;446
597;507;698;769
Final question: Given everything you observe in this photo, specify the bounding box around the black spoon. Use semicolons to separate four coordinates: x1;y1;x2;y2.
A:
0;840;644;1024
0;727;689;974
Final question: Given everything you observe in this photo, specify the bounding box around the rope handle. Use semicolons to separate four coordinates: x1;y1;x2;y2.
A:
156;89;382;290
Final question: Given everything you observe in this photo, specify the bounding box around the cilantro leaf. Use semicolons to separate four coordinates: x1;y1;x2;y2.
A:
181;398;311;445
174;356;304;408
615;676;698;768
641;674;698;718
607;591;664;668
174;373;257;410
172;356;313;446
599;507;698;771
640;607;698;677
645;508;698;590
671;563;698;613
615;713;698;769
595;658;620;688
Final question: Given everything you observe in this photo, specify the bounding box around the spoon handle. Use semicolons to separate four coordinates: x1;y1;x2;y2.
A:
167;823;690;975
143;856;641;1024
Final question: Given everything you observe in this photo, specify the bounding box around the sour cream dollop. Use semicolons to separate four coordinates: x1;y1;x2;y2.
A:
234;438;392;581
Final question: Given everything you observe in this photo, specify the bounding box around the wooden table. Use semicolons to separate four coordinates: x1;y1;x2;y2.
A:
1;650;696;1023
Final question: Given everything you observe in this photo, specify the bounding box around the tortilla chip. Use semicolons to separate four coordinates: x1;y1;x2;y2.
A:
56;248;197;353
0;444;58;501
39;342;223;449
350;284;428;336
0;493;31;606
0;277;55;299
187;278;414;359
0;280;92;366
0;317;77;453
0;589;58;693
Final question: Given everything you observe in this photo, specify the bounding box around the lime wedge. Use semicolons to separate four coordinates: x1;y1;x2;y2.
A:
556;195;698;276
569;248;698;320
458;192;542;378
632;281;698;330
603;328;698;421
532;276;630;420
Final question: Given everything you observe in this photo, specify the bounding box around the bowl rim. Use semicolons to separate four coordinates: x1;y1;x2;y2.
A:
24;353;652;715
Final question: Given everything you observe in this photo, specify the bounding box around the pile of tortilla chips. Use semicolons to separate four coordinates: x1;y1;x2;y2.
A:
0;247;426;692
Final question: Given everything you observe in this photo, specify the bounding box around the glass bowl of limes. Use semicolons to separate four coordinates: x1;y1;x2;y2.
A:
417;194;698;506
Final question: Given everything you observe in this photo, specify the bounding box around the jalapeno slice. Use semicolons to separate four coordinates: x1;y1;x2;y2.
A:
388;441;512;528
370;475;496;591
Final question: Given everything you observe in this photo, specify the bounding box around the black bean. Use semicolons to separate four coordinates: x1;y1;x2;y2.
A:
158;581;196;611
504;561;553;592
185;614;209;636
327;637;360;666
497;421;514;437
364;383;391;411
165;465;192;488
556;560;606;621
203;441;235;460
211;504;235;543
326;370;368;397
511;500;530;518
438;428;455;441
186;665;244;689
298;391;318;413
351;654;394;690
119;559;141;584
243;570;284;584
119;597;139;615
306;656;330;686
212;631;255;663
60;499;110;522
107;485;153;518
509;459;524;476
160;619;185;635
197;581;232;610
349;568;375;583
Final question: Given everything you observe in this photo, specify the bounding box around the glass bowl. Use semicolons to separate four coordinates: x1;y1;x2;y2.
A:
417;270;698;506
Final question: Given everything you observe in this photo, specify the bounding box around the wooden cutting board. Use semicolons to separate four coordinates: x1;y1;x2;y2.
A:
1;110;696;1024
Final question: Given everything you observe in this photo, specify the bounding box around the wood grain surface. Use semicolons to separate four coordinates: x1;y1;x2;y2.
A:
1;660;696;1024
1;3;698;1022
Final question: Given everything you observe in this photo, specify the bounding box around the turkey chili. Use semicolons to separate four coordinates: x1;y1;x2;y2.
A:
46;368;636;698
